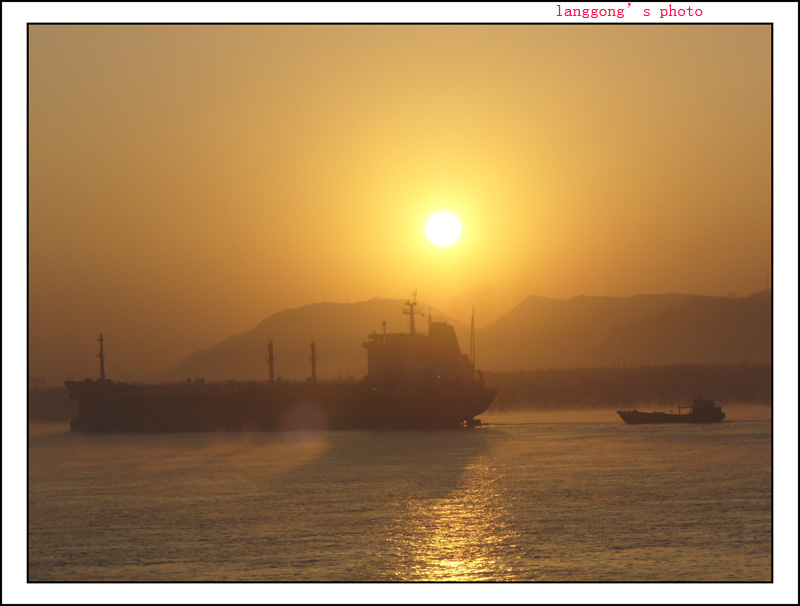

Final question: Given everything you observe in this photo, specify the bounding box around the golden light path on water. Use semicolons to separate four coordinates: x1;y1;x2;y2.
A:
387;455;521;581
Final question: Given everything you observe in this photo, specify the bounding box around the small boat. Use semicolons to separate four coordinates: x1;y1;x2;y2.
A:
617;398;725;424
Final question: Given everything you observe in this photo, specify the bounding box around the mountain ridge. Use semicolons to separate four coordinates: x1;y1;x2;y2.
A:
168;290;771;380
478;290;771;370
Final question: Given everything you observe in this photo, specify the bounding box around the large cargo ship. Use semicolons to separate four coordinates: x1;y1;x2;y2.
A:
65;294;496;432
617;398;725;424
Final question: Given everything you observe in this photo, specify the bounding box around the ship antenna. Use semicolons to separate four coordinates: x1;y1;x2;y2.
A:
469;307;476;371
403;290;418;335
267;340;275;385
98;333;106;381
309;341;317;384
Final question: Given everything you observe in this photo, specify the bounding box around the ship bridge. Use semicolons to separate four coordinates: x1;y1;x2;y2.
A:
363;320;473;383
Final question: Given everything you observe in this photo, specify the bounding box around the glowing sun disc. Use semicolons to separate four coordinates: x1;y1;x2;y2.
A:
426;212;462;247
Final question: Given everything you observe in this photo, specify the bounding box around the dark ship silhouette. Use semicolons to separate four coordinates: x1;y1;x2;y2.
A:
65;294;496;432
617;398;725;424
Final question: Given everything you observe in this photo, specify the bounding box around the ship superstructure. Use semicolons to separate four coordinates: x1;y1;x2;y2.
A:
363;293;474;384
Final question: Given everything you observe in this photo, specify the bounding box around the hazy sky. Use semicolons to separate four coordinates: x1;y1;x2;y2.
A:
28;23;772;382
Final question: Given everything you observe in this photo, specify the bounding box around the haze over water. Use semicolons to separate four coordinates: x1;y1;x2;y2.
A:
29;421;770;583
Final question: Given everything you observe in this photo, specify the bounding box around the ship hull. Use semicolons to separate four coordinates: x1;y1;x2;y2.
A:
66;380;496;433
617;410;725;424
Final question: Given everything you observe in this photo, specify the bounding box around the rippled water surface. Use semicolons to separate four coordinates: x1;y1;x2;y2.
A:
28;421;771;582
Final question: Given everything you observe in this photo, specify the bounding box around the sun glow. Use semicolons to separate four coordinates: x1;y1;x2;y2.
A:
425;212;462;247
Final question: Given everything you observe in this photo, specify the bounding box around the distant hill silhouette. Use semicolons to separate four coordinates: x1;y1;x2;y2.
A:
477;290;771;370
169;291;771;380
168;298;468;382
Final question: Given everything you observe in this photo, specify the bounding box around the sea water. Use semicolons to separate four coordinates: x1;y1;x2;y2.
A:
27;420;771;583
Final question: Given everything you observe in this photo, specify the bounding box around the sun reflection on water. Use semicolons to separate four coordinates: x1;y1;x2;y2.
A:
387;457;523;581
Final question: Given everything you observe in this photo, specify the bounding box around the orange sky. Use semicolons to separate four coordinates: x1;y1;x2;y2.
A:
27;24;772;382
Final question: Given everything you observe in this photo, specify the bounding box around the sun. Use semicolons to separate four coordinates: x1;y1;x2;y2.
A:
425;212;462;247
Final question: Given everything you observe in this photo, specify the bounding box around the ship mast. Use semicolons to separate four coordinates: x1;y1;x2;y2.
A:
267;340;275;385
403;290;419;335
309;341;317;384
98;333;106;381
469;307;476;371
